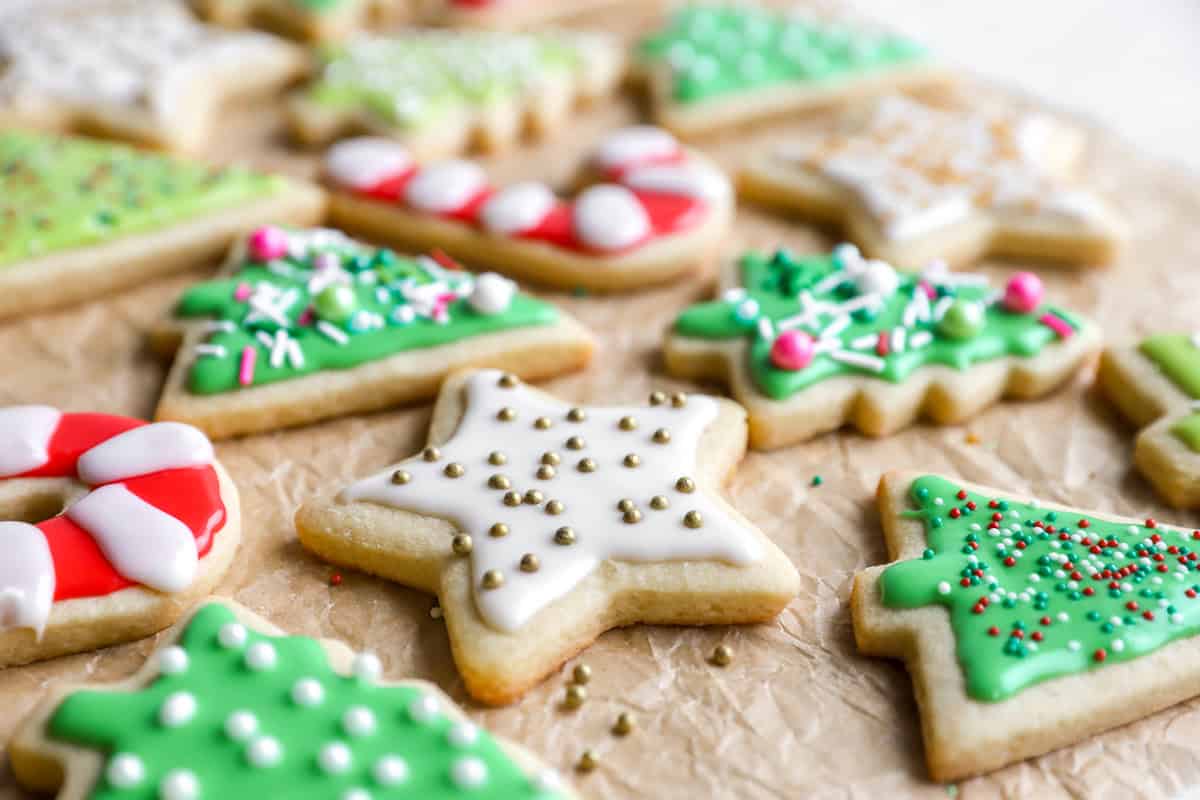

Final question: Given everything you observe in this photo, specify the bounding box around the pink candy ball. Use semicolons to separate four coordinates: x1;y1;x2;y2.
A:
770;330;816;371
1003;271;1044;314
248;225;289;262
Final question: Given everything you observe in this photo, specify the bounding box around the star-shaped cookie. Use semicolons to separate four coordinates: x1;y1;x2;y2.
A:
853;472;1200;780
191;0;410;42
10;600;578;799
741;95;1124;267
0;0;307;152
1099;333;1200;508
296;368;799;704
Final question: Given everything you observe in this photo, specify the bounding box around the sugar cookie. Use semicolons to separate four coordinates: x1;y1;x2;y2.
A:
435;0;641;29
10;600;577;799
853;471;1200;780
0;131;324;320
154;227;593;439
287;29;624;157
1099;334;1200;508
633;4;949;137
664;246;1098;449
741;95;1124;267
191;0;410;41
0;410;239;668
323;126;733;292
296;369;799;704
0;0;308;153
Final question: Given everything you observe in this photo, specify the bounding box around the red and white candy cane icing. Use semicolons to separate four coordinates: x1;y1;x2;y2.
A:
324;125;731;255
0;407;225;638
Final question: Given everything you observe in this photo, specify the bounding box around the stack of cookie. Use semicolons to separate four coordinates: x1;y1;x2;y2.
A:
1;1;1193;797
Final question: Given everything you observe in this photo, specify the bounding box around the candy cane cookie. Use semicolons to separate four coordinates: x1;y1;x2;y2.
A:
287;29;624;156
323;126;734;292
0;408;239;668
11;600;578;799
0;0;308;153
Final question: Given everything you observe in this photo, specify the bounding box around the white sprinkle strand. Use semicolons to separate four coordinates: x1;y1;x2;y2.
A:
317;321;350;345
830;350;886;372
194;344;227;359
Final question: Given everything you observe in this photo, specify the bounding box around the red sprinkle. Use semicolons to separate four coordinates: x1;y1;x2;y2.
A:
1126;601;1139;611
330;573;343;587
1040;616;1051;625
1146;518;1157;529
431;248;463;271
988;626;1000;636
1083;587;1095;596
1094;649;1107;662
1031;631;1043;642
1078;519;1090;529
949;507;962;519
1143;611;1155;621
966;501;977;510
1003;556;1016;567
956;490;968;500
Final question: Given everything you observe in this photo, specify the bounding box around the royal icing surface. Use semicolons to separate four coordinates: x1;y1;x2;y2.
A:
673;246;1085;401
1139;333;1200;451
175;228;559;395
326;126;729;255
0;131;285;268
638;5;927;105
0;2;296;129
325;137;414;191
343;370;763;633
0;412;225;637
48;603;565;799
778;95;1110;241
881;476;1200;701
304;30;607;132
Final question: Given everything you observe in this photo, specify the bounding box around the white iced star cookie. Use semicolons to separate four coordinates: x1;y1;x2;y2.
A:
741;95;1125;268
0;0;307;152
296;368;799;704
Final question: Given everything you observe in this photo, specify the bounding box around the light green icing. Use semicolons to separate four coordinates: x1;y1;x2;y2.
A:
0;132;285;268
1139;333;1200;452
175;229;558;394
880;476;1200;702
638;5;927;104
305;32;586;130
48;603;560;799
672;249;1084;401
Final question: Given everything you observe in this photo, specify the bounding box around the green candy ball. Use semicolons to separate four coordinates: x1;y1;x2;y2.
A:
314;285;357;323
938;299;985;340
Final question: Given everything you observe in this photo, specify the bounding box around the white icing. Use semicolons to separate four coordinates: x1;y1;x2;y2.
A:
404;161;488;213
594;126;679;170
65;484;198;594
479;182;556;234
76;422;214;485
785;95;1108;241
621;162;731;205
343;370;764;633
0;521;55;637
573;185;651;252
325;137;413;190
0;405;61;477
468;273;516;315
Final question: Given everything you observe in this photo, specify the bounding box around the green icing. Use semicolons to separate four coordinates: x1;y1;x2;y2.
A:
1139;333;1200;452
49;603;558;799
672;249;1083;401
880;476;1200;702
0;131;285;268
176;229;557;395
305;32;584;130
638;5;927;104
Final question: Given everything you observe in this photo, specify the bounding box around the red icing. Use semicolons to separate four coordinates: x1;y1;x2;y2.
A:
348;154;710;255
13;414;226;602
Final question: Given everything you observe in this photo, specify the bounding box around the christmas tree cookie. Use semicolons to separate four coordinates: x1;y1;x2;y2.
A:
741;95;1124;267
0;131;323;320
154;227;593;439
633;4;949;136
10;601;577;799
664;245;1099;449
287;29;624;157
191;0;410;42
0;0;308;153
322;126;733;292
1099;334;1200;508
296;369;799;705
853;472;1200;780
0;409;239;668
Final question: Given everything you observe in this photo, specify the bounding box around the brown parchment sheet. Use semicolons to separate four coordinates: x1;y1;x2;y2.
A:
4;5;1200;799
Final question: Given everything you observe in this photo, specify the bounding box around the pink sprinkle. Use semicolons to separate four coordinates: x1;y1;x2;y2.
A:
919;280;936;299
770;330;815;371
234;283;252;302
248;225;289;261
1039;312;1074;339
238;346;257;386
297;306;315;326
